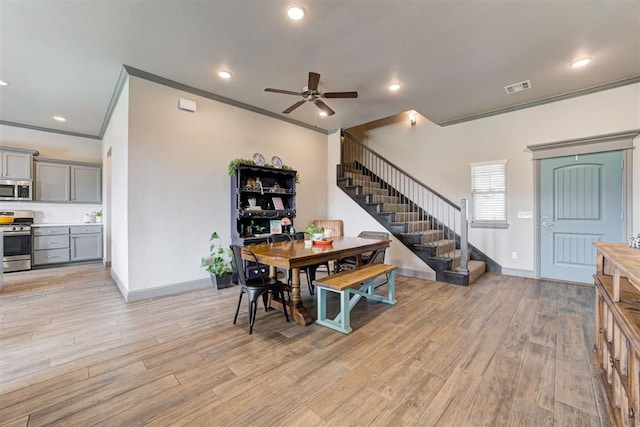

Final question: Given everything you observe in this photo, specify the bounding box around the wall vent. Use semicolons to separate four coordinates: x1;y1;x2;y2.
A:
504;80;532;95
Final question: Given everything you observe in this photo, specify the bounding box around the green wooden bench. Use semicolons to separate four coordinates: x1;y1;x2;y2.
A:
314;263;397;334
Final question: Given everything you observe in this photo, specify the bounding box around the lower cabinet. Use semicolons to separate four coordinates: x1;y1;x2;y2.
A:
70;226;103;261
33;225;102;266
33;227;71;265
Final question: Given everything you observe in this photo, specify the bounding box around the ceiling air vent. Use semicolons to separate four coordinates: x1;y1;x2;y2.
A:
504;80;532;95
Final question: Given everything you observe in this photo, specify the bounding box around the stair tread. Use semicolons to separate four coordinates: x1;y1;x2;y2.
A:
414;239;456;248
456;260;487;284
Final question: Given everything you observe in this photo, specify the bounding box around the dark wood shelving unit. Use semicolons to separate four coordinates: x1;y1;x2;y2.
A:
230;164;297;246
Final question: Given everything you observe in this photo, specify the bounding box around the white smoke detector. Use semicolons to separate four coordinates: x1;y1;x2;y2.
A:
504;80;532;95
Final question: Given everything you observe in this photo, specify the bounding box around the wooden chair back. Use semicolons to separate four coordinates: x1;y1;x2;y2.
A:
312;219;344;237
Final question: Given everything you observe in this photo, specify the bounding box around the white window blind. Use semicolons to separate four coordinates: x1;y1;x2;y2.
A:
471;160;507;223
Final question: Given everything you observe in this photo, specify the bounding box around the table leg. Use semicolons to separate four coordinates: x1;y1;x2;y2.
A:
290;268;313;326
267;267;313;326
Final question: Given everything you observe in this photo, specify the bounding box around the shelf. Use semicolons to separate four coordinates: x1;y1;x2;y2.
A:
231;163;297;247
241;186;295;195
240;190;296;196
239;209;295;219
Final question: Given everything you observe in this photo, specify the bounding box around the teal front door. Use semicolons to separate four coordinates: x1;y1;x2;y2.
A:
540;151;623;283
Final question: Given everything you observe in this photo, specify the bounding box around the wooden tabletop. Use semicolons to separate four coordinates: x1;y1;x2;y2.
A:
245;236;390;270
594;242;640;286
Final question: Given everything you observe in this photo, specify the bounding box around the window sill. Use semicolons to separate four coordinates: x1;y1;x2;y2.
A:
470;221;509;229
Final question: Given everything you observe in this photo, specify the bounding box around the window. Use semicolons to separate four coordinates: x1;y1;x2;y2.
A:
470;160;508;229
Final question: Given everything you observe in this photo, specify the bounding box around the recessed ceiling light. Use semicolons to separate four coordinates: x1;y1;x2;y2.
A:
571;57;591;68
319;111;328;117
388;83;402;91
0;80;8;86
52;116;67;122
286;5;306;20
218;70;232;79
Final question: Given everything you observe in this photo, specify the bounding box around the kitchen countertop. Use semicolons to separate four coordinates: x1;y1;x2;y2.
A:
32;223;103;227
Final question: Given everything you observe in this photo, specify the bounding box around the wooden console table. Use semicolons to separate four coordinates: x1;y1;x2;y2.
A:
593;242;640;426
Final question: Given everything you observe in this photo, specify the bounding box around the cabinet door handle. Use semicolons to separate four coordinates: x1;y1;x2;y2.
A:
47;255;59;259
48;241;58;244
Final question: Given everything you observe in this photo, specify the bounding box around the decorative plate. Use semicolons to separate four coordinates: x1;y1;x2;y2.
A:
252;153;265;166
271;156;283;169
313;239;333;246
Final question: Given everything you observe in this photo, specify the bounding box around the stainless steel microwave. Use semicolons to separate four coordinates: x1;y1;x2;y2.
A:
0;179;32;201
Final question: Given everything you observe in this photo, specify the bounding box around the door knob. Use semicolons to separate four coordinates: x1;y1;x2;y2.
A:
542;222;554;227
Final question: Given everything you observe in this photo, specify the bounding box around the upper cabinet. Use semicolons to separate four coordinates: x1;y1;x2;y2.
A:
0;148;34;180
71;165;101;203
35;159;101;203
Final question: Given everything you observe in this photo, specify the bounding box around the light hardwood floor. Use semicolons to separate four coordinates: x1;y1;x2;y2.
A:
0;264;610;426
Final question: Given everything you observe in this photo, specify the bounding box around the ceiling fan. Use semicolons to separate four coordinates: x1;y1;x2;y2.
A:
264;71;358;116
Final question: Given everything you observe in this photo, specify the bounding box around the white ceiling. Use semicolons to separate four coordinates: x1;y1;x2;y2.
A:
1;0;639;138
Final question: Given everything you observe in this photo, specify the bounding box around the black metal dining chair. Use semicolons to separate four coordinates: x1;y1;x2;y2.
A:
269;233;294;286
335;231;390;272
230;244;289;334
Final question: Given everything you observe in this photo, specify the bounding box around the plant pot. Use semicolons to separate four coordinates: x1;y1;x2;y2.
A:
210;272;233;290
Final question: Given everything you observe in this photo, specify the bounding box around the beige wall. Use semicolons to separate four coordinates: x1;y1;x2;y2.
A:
355;83;640;276
122;76;328;292
102;78;130;290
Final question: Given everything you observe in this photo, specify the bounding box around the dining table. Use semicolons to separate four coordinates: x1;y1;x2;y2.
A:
242;236;391;326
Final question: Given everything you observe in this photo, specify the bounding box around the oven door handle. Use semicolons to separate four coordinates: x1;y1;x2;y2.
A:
5;231;31;236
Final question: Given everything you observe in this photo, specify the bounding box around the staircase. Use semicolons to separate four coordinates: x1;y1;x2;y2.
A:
337;131;500;286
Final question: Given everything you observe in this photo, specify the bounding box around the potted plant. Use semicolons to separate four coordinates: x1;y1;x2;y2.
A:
306;224;325;241
201;232;234;290
95;210;103;223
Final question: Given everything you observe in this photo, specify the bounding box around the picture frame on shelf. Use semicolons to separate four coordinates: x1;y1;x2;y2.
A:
272;197;284;210
269;220;282;234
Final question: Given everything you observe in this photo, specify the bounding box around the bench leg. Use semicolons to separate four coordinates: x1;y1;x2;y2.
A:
387;271;396;304
315;287;353;334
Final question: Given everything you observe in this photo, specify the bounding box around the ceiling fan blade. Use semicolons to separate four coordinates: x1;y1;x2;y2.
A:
323;91;358;99
315;99;335;116
308;72;320;91
282;100;306;114
265;88;302;96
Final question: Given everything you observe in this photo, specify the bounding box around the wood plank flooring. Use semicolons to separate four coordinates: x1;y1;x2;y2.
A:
0;264;611;426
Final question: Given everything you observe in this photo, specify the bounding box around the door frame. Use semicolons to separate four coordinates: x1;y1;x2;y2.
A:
529;130;638;280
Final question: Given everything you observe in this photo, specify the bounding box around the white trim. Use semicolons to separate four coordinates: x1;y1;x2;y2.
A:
470;158;508;167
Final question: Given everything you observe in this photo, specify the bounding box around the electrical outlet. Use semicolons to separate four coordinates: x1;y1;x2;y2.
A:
511;252;518;260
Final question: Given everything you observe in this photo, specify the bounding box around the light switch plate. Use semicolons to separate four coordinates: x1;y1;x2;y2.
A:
518;211;533;219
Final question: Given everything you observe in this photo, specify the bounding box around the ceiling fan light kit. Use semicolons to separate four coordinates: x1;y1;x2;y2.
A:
264;71;358;116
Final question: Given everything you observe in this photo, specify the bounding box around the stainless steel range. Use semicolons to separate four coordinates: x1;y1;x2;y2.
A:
0;210;33;272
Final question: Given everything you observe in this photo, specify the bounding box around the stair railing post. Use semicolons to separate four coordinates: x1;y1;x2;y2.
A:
459;198;469;274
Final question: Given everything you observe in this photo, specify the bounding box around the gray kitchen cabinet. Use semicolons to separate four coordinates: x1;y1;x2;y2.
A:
0;149;33;179
35;159;101;203
35;162;70;201
33;225;102;266
33;226;71;266
70;226;103;261
71;165;101;203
